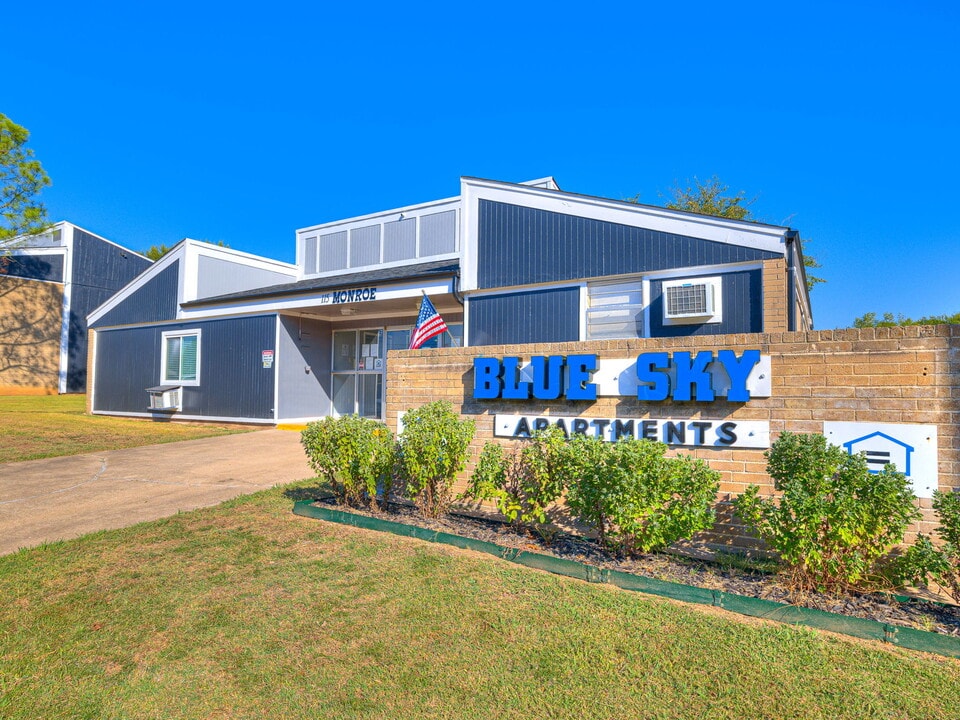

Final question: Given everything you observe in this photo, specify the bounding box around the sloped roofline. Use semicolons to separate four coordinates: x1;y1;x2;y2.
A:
461;175;793;234
87;240;187;324
182;259;459;308
2;220;153;261
87;239;298;325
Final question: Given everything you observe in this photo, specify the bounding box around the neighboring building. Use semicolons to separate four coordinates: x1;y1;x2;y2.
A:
0;222;152;394
87;176;813;423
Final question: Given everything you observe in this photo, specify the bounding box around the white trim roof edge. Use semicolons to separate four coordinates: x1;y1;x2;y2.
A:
3;246;67;257
178;276;456;321
296;195;461;235
460;176;792;238
519;176;560;189
294;176;557;237
184;238;298;271
87;240;300;325
86;241;188;325
56;221;153;261
3;220;150;260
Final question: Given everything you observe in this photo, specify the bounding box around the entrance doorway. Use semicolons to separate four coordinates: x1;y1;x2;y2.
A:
331;324;463;420
332;329;384;418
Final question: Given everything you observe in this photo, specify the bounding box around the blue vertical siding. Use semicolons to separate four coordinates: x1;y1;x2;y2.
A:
72;230;152;295
89;262;179;330
648;269;762;337
94;315;277;419
0;254;64;282
477;200;779;289
468;287;580;346
67;231;153;391
92;326;162;411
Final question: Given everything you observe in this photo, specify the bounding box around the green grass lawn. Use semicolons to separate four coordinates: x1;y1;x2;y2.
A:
0;395;253;463
1;480;958;720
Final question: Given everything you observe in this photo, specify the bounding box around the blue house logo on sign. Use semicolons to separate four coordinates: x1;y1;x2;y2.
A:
823;422;938;498
842;432;913;476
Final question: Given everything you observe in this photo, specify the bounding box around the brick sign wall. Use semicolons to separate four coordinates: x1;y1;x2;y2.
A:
386;325;960;548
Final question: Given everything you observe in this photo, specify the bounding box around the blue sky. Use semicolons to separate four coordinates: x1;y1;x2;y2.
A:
5;1;958;329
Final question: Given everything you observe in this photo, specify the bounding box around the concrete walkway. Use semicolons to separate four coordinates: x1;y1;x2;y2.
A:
0;429;313;555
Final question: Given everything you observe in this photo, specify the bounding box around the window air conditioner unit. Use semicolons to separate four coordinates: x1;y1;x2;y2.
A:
146;385;182;412
664;282;715;320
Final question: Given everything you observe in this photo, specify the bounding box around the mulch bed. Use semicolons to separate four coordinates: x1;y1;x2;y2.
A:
295;489;960;637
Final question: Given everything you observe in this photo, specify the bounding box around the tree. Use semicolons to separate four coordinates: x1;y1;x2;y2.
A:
853;311;960;328
664;175;755;221
144;243;173;261
1;113;51;248
631;176;825;290
143;239;229;261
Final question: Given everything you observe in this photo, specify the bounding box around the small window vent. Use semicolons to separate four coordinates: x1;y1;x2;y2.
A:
664;282;713;318
147;385;182;412
662;276;722;324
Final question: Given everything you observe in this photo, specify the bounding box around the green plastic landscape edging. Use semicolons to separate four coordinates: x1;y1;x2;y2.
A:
292;499;960;659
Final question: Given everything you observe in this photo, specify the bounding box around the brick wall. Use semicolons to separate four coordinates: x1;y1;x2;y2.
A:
386;325;960;550
0;276;63;395
762;258;788;332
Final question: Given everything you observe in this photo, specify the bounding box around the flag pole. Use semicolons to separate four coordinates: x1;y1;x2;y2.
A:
410;291;458;349
430;290;460;347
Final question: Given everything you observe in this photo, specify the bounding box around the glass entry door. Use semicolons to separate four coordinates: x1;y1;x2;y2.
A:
332;329;384;418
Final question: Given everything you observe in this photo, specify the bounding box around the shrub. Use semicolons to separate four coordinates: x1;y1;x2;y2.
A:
463;442;514;518
300;415;394;508
565;436;720;556
896;489;960;602
396;400;475;518
734;432;921;592
463;427;572;527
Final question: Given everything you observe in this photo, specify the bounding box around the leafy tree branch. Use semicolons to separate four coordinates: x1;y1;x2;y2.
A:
629;175;824;290
0;113;51;248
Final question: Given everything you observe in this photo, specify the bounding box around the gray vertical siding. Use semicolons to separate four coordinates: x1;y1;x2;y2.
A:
303;236;318;274
468;287;580;346
89;262;179;330
94;315;277;419
648;269;762;337
67;230;153;391
277;315;332;419
419;210;457;255
318;231;348;272
477;200;779;289
383;218;417;262
350;226;381;267
196;255;294;299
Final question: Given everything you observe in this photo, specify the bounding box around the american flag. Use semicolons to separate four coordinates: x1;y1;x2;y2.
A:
409;294;448;349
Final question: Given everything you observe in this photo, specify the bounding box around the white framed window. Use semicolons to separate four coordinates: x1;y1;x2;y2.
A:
587;279;644;339
161;329;201;385
662;276;723;325
385;323;463;351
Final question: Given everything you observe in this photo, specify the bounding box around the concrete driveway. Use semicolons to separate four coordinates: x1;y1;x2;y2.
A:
0;429;313;555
